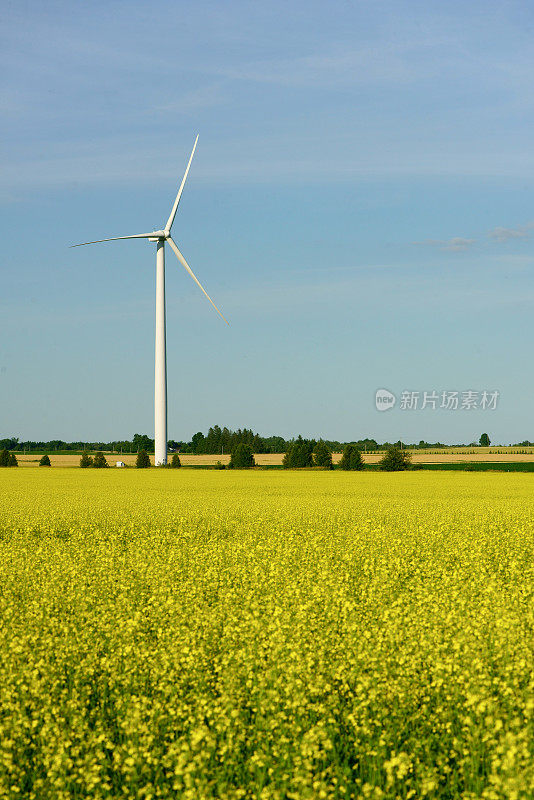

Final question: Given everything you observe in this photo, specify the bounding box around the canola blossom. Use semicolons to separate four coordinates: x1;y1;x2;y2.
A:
0;469;533;799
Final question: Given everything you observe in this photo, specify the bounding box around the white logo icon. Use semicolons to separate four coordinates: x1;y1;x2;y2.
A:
375;388;396;411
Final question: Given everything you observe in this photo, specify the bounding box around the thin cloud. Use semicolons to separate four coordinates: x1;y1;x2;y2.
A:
413;237;476;252
488;222;534;242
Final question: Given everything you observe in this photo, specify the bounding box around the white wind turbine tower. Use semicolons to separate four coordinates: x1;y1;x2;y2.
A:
72;136;228;466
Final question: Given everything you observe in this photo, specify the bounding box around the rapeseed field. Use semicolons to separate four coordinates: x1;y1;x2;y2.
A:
0;469;533;799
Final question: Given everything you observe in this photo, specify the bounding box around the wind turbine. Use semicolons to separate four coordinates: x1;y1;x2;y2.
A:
72;136;228;466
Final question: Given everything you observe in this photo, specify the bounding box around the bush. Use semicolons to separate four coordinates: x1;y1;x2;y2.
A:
379;446;411;471
136;450;151;469
214;461;225;470
79;452;93;468
0;449;17;467
229;444;255;469
283;436;314;469
339;444;364;471
313;440;333;469
170;453;181;468
92;452;109;469
39;454;51;467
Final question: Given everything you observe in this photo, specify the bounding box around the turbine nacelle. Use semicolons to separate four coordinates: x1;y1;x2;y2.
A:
70;135;227;325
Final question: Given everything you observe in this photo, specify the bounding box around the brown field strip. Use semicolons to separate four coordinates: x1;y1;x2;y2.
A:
12;449;534;467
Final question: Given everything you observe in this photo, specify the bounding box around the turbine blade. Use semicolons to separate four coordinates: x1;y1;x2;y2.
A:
70;233;156;248
167;237;229;325
165;135;199;233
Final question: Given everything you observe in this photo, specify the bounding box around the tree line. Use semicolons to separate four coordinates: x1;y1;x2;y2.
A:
0;428;523;455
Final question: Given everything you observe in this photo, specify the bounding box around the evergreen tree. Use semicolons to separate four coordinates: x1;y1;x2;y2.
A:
339;444;365;470
221;427;231;454
283;436;314;468
170;453;181;468
93;451;108;469
209;425;222;454
191;432;205;454
229;443;255;469
39;454;51;467
252;434;264;454
80;452;93;468
136;450;151;468
479;433;491;447
0;449;17;466
379;446;411;471
313;440;333;468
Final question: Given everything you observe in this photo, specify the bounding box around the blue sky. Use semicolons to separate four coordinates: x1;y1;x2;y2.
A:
1;0;533;444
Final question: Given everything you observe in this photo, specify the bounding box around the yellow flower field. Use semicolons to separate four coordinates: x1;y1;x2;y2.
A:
0;469;533;799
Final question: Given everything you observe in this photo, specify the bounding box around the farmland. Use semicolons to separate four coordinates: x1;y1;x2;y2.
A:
11;446;534;468
1;470;533;798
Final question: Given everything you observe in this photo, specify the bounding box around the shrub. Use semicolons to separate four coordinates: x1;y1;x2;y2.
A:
229;444;255;469
339;444;364;471
92;452;109;469
170;453;181;468
214;461;226;470
136;450;151;469
39;454;51;467
79;452;93;468
313;440;333;469
0;449;17;467
379;446;411;471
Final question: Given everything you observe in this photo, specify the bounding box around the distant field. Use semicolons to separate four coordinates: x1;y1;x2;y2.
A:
13;447;534;467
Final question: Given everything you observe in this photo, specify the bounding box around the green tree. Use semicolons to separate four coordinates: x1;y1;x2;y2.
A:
313;440;333;468
479;433;491;447
39;454;51;467
339;444;364;471
0;438;18;451
136;450;151;469
79;452;93;468
92;451;108;469
283;436;314;469
191;432;205;454
133;433;154;453
379;446;411;471
170;453;181;468
229;443;255;469
0;449;17;467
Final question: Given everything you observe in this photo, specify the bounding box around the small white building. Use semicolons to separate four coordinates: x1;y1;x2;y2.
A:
116;461;126;468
